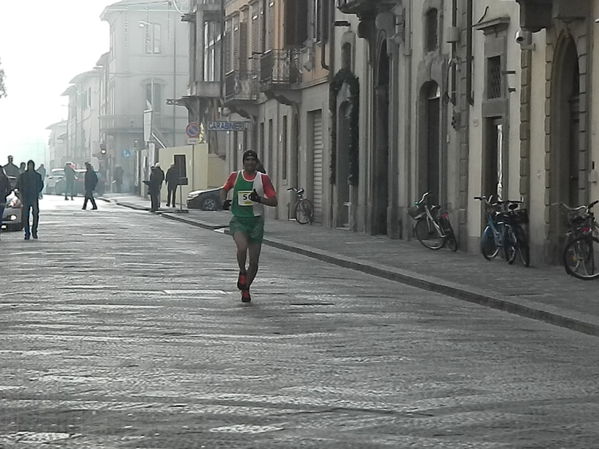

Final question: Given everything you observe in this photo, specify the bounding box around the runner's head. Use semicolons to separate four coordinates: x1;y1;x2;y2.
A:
242;150;258;172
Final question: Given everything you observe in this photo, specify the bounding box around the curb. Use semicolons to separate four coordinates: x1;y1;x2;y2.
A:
113;200;599;337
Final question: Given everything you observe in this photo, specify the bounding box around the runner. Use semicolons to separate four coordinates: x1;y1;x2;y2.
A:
221;150;278;302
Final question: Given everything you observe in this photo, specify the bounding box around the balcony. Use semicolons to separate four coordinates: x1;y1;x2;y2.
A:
188;80;221;99
225;70;259;103
336;0;375;15
99;114;143;135
515;0;588;32
259;49;301;91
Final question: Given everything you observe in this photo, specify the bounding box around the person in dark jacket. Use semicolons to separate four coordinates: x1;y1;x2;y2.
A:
165;163;179;208
0;166;11;240
143;166;162;212
64;162;76;200
82;162;98;210
16;160;44;240
2;155;19;187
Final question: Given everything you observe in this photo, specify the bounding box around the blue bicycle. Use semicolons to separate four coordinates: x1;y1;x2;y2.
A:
475;196;528;265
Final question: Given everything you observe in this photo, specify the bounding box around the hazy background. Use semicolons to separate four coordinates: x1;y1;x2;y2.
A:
0;0;114;167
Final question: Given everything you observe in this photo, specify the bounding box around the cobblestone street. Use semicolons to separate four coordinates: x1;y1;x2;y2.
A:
2;197;599;448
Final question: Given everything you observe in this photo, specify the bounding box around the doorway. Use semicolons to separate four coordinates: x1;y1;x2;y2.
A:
372;41;390;235
550;36;581;260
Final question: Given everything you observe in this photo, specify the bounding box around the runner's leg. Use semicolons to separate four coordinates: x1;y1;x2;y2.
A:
247;242;262;287
233;232;249;273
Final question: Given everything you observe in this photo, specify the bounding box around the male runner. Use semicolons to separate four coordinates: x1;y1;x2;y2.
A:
221;150;278;302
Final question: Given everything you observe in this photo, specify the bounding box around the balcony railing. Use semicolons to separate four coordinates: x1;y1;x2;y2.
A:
99;114;143;134
259;49;301;91
225;70;259;102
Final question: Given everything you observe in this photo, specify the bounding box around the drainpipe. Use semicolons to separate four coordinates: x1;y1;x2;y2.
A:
321;0;331;71
220;0;225;102
467;0;473;105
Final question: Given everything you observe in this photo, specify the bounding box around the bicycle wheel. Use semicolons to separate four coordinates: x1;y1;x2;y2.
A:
514;225;530;267
295;199;313;225
440;216;458;251
563;236;599;280
414;217;444;250
481;226;499;260
504;224;518;265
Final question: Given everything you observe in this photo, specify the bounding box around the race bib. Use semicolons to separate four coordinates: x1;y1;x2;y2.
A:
238;191;254;206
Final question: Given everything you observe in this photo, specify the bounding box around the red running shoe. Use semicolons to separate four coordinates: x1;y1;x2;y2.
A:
237;272;248;290
241;289;251;303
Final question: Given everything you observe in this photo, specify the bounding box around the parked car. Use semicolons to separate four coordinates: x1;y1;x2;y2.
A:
187;187;223;211
45;168;64;195
1;187;23;232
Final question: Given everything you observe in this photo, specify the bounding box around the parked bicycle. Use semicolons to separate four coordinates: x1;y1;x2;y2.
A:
561;200;599;280
408;192;457;251
474;196;529;266
287;187;314;225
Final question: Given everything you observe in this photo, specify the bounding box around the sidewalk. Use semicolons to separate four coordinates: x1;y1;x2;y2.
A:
102;194;599;337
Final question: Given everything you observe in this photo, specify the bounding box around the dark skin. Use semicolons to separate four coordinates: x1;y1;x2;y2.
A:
221;156;278;287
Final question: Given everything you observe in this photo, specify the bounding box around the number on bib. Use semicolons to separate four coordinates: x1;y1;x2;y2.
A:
238;191;254;206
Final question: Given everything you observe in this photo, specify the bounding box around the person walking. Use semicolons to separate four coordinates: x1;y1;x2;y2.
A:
113;165;124;193
0;167;11;241
143;166;162;212
16;160;44;240
3;155;19;178
37;163;46;199
220;150;278;303
154;163;165;202
82;162;98;210
64;162;76;200
165;163;178;208
18;162;26;174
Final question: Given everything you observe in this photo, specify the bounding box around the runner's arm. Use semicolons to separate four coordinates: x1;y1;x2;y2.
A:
259;175;278;207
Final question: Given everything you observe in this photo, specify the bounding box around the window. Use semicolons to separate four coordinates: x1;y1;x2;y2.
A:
285;1;308;47
144;23;161;54
266;1;274;51
145;81;162;112
313;0;322;42
224;18;233;73
341;43;351;70
425;8;438;52
487;56;502;99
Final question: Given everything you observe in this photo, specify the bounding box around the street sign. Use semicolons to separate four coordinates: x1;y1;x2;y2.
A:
185;122;201;138
187;138;199;145
207;121;250;132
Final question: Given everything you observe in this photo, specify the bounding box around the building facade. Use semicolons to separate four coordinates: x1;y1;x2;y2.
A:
178;0;599;266
99;0;190;192
185;0;333;222
45;121;68;169
61;70;102;170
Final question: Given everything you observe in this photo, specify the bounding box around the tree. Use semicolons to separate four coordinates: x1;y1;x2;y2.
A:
0;59;6;99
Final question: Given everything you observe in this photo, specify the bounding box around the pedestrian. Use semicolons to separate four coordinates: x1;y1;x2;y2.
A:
113;165;124;193
15;160;44;240
82;162;98;210
165;163;178;207
143;166;162;212
154;162;165;200
220;150;278;303
18;162;26;174
37;163;46;199
2;155;20;180
0;166;11;241
64;162;76;200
